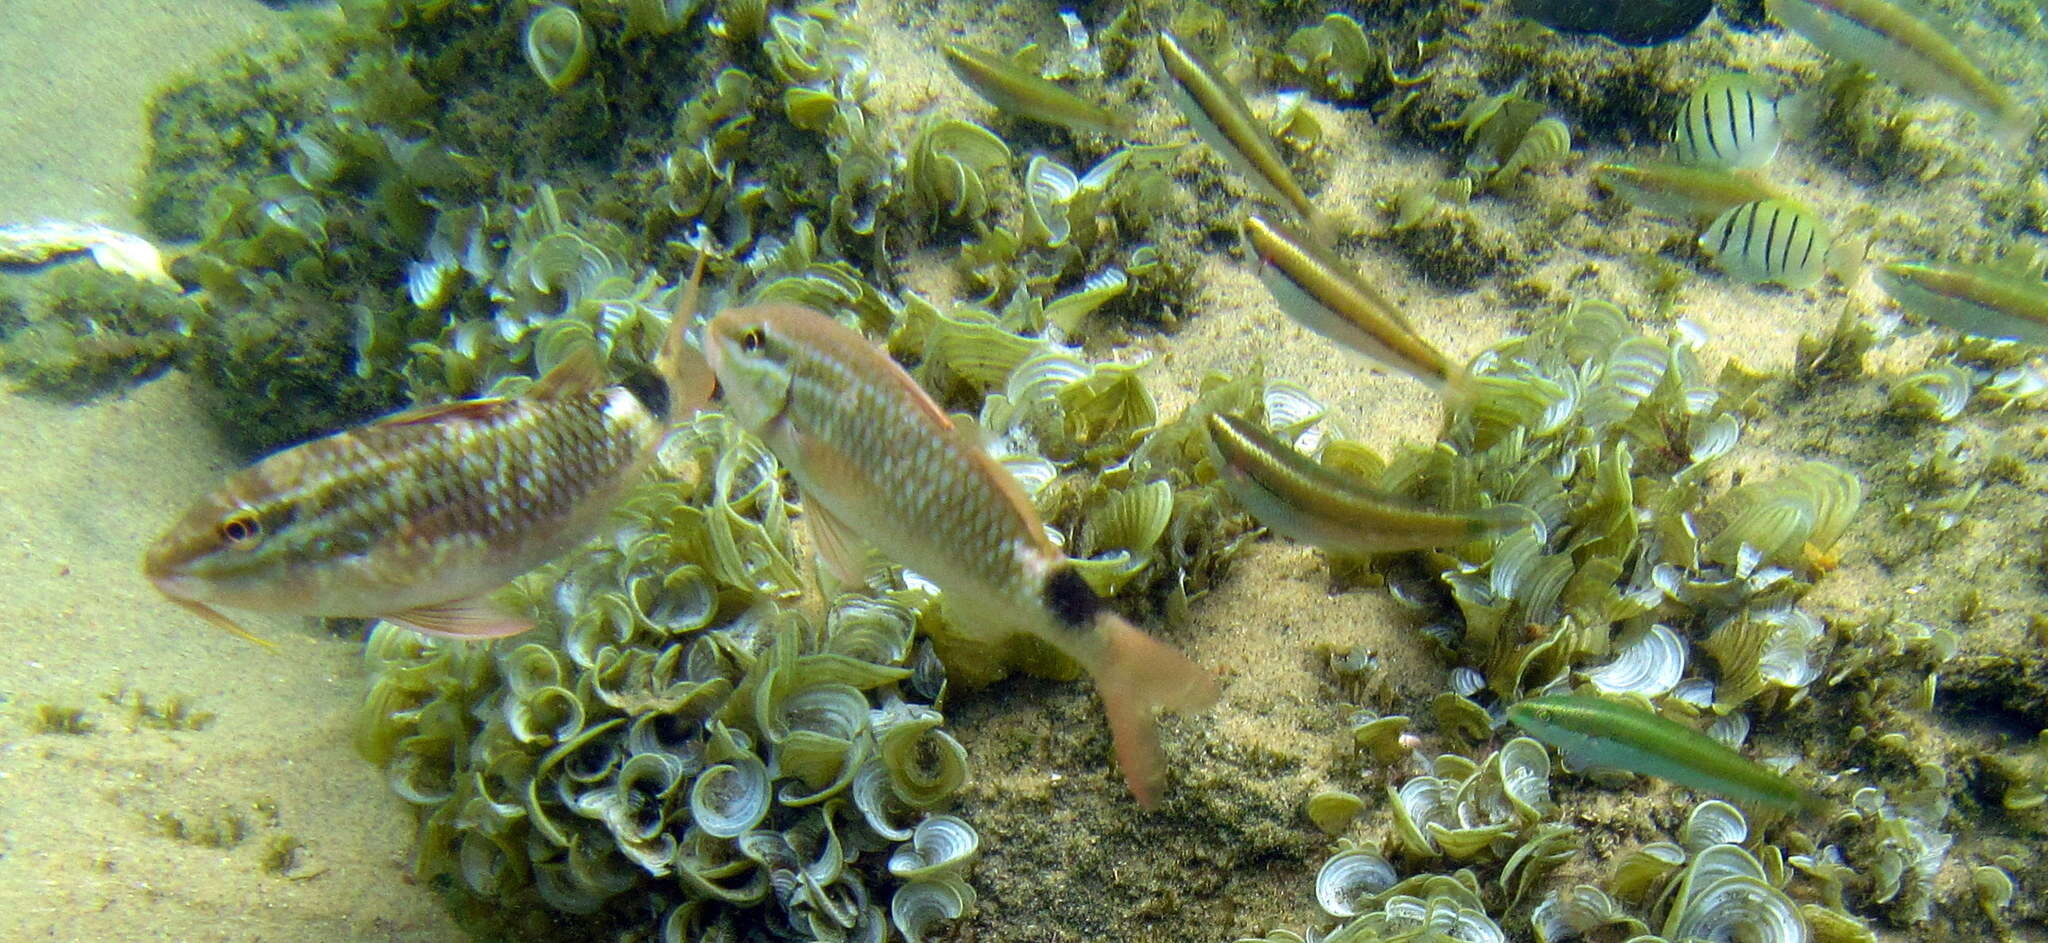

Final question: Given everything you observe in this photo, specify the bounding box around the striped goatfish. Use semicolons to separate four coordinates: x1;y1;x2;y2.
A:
703;302;1218;808
1765;0;2032;144
1157;30;1334;239
1205;413;1522;556
144;264;711;646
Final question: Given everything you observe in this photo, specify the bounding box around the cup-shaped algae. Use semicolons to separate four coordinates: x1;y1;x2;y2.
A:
525;5;594;93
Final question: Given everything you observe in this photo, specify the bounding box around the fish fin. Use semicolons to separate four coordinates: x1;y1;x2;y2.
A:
164;596;280;652
1092;613;1219;809
530;346;606;399
806;501;886;591
382;597;534;640
373;397;520;428
658;248;718;421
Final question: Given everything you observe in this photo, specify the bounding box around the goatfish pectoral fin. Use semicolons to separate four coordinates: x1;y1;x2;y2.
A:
1091;613;1220;809
659;248;719;420
380;596;535;640
161;595;280;652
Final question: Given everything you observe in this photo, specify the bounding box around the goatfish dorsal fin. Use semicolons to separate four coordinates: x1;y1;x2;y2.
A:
371;397;521;428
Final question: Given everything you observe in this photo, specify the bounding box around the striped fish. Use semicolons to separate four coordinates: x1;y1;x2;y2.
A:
1156;30;1333;238
144;263;711;646
1670;74;1781;170
1697;198;1832;289
1765;0;2031;143
1877;259;2048;345
1205;413;1521;556
942;42;1129;136
1243;215;1461;394
1508;693;1825;814
704;302;1218;808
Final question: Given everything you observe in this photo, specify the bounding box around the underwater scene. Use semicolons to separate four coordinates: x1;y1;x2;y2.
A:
4;0;2048;939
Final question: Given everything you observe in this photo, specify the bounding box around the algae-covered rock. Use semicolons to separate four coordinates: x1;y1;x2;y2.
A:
0;262;197;401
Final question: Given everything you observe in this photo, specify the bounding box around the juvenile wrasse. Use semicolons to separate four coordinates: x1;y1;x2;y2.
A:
704;302;1217;808
1156;30;1332;237
1244;214;1460;393
1508;693;1825;814
942;42;1129;136
1698;198;1832;289
1594;161;1781;224
144;262;708;645
1669;73;1782;171
1877;260;2048;345
1765;0;2031;143
1205;413;1522;555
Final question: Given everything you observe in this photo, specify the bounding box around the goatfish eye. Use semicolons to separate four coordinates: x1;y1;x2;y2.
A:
218;511;262;547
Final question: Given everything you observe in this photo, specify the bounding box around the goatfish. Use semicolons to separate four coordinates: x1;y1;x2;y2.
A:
942;42;1130;137
703;301;1218;808
1205;413;1523;555
1877;259;2048;345
143;261;712;646
1593;161;1782;225
1507;693;1826;815
1765;0;2033;144
1156;31;1334;239
1244;215;1462;395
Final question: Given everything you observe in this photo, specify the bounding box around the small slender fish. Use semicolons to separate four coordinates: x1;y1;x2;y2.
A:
1765;0;2032;143
1244;215;1460;394
1156;30;1332;237
1698;198;1832;289
1877;260;2048;345
1507;693;1826;814
1594;161;1782;224
704;302;1218;808
144;261;710;645
1205;413;1521;556
1670;73;1782;170
942;42;1129;136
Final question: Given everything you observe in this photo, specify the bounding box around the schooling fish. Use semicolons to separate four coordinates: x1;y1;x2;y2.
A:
1669;73;1782;171
143;262;710;646
1697;198;1833;289
1765;0;2032;143
1877;259;2048;345
1507;693;1826;814
1204;413;1522;556
942;42;1129;137
1156;30;1333;239
1244;215;1462;394
702;301;1218;808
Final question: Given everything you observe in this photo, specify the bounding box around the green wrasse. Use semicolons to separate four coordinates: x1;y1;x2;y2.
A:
144;265;709;646
942;42;1129;136
1205;413;1521;555
1594;160;1781;224
1766;0;2031;143
1876;260;2048;345
1507;693;1826;814
703;302;1218;808
1156;31;1332;238
1244;215;1460;394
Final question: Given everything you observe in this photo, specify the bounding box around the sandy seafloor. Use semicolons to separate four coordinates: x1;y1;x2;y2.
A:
0;0;2044;940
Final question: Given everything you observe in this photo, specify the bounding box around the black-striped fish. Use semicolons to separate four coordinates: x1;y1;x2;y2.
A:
703;301;1218;808
144;264;711;646
1670;74;1781;170
1697;198;1832;289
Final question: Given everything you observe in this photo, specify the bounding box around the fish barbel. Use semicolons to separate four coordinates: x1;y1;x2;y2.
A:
143;259;711;645
703;301;1219;807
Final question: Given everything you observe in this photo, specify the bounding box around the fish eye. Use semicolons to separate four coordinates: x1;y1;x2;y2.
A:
218;513;261;546
739;328;766;353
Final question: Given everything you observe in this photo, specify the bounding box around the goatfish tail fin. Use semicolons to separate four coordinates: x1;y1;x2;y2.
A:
658;248;717;422
1091;613;1219;809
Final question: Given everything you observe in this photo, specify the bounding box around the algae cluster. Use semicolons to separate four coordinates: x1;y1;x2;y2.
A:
19;0;2040;938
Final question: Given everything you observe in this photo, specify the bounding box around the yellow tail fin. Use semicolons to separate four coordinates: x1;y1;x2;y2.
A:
1092;614;1219;809
657;249;716;421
